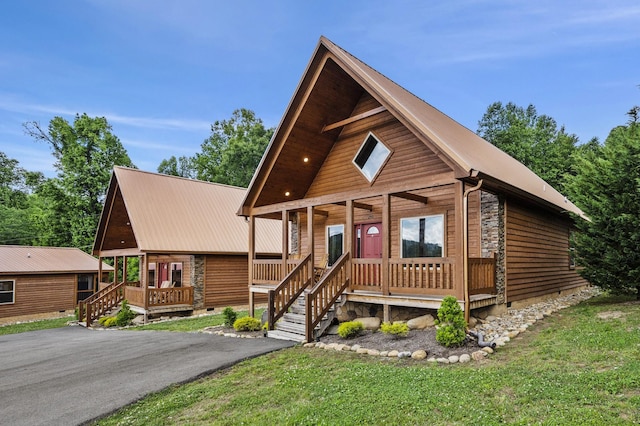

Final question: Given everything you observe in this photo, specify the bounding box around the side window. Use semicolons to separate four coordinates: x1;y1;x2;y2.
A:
401;215;444;258
327;224;344;266
171;263;182;287
0;280;15;304
77;274;94;302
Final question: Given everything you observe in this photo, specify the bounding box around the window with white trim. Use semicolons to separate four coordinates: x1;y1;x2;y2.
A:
353;132;391;182
327;224;344;266
0;280;15;304
401;215;444;258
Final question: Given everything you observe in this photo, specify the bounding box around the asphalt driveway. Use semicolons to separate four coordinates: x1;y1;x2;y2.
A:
0;326;294;426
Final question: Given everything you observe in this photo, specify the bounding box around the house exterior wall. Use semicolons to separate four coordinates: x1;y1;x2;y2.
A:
205;255;267;308
0;273;80;319
505;200;589;302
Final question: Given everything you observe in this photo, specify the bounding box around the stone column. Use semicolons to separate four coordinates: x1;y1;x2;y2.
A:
190;255;205;309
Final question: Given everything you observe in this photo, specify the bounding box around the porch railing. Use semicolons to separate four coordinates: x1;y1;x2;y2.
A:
267;254;313;328
306;252;350;342
351;258;382;291
148;287;194;307
389;257;455;295
78;281;126;325
469;257;496;295
253;258;301;285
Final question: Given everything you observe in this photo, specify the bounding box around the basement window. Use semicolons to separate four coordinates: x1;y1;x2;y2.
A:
353;132;391;182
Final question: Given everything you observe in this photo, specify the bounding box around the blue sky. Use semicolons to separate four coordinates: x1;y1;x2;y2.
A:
1;1;638;177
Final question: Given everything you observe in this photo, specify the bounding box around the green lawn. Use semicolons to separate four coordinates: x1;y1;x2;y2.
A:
0;316;72;335
95;294;640;425
130;308;264;332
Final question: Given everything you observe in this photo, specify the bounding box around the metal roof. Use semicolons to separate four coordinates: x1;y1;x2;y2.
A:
95;167;282;254
0;245;113;275
242;36;586;219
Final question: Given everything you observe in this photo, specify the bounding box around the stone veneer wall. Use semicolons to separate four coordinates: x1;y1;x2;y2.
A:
290;214;299;255
480;191;506;305
190;255;205;309
336;301;435;323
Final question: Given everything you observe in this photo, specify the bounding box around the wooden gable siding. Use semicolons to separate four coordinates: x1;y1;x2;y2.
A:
204;255;266;307
296;184;482;261
305;92;454;198
101;186;137;251
0;274;78;319
505;201;588;301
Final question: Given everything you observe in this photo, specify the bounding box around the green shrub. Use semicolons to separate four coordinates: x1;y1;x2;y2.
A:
233;317;261;332
103;316;118;327
338;321;364;339
380;322;409;338
435;296;467;347
98;316;110;326
115;300;137;327
222;306;237;327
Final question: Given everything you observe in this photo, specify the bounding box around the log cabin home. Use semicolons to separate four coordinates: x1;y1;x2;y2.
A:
81;167;281;325
239;37;590;342
0;245;112;324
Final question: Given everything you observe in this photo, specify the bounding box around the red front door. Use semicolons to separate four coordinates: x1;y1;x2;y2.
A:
355;223;382;285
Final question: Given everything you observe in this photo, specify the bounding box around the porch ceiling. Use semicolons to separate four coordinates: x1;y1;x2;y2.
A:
254;58;364;208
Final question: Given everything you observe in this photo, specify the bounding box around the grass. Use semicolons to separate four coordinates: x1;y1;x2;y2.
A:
129;308;264;332
0;316;72;335
95;294;640;425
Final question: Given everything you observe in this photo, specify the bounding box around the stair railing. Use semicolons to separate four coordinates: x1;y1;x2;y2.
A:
78;281;126;326
305;252;350;342
267;253;313;329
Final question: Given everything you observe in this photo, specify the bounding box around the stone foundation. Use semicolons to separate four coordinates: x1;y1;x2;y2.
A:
336;301;436;323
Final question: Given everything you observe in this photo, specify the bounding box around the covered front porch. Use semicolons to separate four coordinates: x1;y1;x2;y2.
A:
78;252;194;325
247;180;501;340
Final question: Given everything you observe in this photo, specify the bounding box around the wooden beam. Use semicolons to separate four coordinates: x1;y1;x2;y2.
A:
391;191;428;204
321;106;387;133
332;201;373;211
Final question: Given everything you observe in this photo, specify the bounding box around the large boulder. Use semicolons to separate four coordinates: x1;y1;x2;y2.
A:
406;314;435;330
353;317;381;330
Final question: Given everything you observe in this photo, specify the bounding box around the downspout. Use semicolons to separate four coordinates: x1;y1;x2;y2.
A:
463;178;483;324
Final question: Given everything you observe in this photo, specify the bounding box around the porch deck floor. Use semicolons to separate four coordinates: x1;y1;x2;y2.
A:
345;291;497;310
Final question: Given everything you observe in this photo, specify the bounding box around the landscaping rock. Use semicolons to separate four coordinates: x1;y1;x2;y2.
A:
354;317;381;330
407;314;435;330
411;350;427;360
367;349;381;356
459;354;471;363
448;355;459;363
388;350;399;357
472;350;487;361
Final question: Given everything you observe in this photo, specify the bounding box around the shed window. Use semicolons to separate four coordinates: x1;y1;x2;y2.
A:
0;280;15;304
77;274;94;302
401;215;444;258
327;225;344;266
353;132;390;182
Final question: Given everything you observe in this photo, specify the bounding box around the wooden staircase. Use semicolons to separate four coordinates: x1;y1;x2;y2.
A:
77;281;126;326
268;293;343;342
266;252;351;343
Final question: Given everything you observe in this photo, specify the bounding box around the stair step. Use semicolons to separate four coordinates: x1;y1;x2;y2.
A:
275;321;306;334
283;312;305;324
267;329;306;342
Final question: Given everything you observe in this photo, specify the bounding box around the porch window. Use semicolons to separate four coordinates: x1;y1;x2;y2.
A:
401;215;444;258
77;274;95;302
353;132;391;182
327;224;344;266
0;280;15;304
148;264;156;287
171;263;182;287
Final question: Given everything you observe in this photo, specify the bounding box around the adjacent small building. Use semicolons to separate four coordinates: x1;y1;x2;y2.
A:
0;245;111;323
85;167;281;323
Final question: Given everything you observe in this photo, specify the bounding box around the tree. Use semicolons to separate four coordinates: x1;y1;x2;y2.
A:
24;114;134;250
565;114;640;299
157;155;196;178
194;108;273;187
477;102;579;192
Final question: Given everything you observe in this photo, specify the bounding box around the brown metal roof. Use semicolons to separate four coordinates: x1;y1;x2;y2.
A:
0;245;113;275
94;167;281;255
242;36;586;219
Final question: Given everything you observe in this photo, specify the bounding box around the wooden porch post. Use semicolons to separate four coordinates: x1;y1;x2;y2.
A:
307;206;314;283
114;256;118;285
248;215;256;317
382;193;391;322
97;256;102;292
282;210;289;280
123;256;128;284
345;199;353;289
